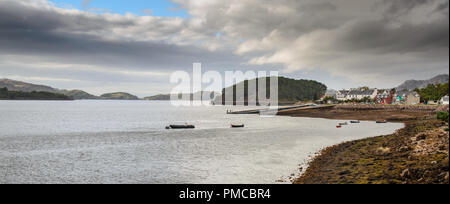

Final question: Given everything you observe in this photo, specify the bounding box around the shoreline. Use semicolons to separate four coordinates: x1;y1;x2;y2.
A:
278;105;449;184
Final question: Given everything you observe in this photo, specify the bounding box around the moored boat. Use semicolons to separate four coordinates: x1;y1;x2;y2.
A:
376;120;387;124
339;122;348;126
166;124;195;129
336;125;342;128
350;120;360;124
231;124;245;128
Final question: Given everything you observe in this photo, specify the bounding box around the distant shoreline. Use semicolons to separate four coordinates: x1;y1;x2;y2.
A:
277;105;449;184
0;88;73;101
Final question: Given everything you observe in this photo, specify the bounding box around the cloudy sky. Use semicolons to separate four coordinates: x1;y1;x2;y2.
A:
0;0;448;97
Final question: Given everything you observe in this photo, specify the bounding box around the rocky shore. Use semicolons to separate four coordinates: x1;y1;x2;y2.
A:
280;105;449;184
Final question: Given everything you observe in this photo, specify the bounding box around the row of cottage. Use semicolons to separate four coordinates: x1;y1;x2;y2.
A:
324;88;449;105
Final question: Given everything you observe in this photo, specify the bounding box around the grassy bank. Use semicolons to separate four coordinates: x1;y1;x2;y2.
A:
281;106;449;184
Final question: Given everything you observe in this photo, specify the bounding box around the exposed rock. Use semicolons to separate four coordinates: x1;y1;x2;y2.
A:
401;169;411;178
376;147;391;155
399;146;410;152
413;126;449;156
416;134;426;141
338;170;351;175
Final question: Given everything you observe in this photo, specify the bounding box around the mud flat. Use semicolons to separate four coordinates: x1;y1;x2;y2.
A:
279;105;449;184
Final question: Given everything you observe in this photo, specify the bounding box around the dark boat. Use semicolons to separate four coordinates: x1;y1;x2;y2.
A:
231;124;245;128
376;120;387;124
166;125;195;129
350;120;360;124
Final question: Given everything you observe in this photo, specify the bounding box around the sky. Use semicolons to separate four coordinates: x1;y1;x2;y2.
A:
0;0;448;97
49;0;189;17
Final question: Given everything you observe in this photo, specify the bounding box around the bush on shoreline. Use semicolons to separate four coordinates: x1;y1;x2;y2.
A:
437;111;449;123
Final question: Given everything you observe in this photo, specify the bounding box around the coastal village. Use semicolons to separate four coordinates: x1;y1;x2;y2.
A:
322;88;449;106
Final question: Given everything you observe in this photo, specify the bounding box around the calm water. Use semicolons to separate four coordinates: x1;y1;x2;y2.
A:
0;100;403;184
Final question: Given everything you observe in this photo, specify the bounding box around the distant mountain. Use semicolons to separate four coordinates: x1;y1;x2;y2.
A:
143;91;218;101
0;78;58;93
101;92;140;100
60;90;100;100
143;94;171;101
0;78;99;100
396;74;449;91
214;77;327;105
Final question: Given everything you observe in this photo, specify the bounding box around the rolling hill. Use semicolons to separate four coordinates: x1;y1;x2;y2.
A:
143;91;218;101
101;92;140;100
213;77;327;105
0;78;99;100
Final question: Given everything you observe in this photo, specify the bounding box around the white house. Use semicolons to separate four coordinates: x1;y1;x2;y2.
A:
336;90;349;101
376;89;390;98
345;88;378;100
441;95;449;105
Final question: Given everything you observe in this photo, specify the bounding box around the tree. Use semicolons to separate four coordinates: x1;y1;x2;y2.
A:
0;87;72;100
390;88;396;94
218;77;327;104
0;87;9;99
360;86;370;91
415;83;449;102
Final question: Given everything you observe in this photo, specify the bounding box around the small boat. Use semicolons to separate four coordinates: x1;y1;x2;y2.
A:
166;124;195;129
376;120;387;124
350;120;360;124
336;125;342;128
231;124;245;128
339;122;348;126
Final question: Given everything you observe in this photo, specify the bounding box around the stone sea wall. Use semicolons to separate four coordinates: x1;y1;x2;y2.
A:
334;104;449;112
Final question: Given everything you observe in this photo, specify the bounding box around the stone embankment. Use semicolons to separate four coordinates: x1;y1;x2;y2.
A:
334;104;449;112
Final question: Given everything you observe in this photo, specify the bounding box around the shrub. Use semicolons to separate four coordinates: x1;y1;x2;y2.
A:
437;111;449;123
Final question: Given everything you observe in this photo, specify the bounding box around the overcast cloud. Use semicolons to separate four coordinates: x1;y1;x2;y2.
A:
0;0;448;96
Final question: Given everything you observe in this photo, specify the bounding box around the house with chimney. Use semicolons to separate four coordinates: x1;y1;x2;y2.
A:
345;88;378;100
336;90;349;101
394;90;421;105
376;89;394;104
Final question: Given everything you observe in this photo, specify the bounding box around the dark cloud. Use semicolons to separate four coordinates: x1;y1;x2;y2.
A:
0;28;241;71
336;19;449;55
0;0;448;94
0;0;248;72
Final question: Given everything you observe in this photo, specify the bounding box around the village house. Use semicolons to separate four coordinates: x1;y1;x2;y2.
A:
394;90;421;105
376;89;394;104
335;88;379;101
440;95;449;105
320;89;338;104
336;90;349;101
406;92;421;105
345;88;378;100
